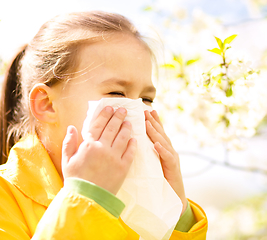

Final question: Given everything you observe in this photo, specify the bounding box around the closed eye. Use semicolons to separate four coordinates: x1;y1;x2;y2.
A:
108;92;153;104
108;92;125;97
142;98;153;103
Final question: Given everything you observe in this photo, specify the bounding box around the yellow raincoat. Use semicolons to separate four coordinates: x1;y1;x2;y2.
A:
0;135;207;239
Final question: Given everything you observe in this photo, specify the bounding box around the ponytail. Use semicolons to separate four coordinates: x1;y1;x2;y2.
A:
0;45;26;164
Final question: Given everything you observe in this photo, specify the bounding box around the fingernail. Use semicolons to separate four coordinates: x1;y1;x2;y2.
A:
118;107;127;114
67;126;74;134
124;121;131;126
105;106;113;113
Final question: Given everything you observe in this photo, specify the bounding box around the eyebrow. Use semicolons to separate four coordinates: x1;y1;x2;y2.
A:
99;78;156;93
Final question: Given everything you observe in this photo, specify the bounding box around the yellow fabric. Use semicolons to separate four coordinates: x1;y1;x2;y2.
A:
0;135;208;239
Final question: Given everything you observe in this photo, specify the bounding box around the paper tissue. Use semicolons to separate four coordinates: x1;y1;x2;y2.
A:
81;98;182;240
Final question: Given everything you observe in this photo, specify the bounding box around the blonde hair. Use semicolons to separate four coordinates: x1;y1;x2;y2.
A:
0;11;152;164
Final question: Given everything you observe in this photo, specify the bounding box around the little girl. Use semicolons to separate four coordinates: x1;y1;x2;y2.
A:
0;11;207;239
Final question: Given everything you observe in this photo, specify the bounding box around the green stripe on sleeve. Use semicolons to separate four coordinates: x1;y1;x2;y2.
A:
175;201;197;232
64;177;125;218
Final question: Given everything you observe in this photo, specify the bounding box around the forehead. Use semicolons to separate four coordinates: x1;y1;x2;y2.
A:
75;34;153;83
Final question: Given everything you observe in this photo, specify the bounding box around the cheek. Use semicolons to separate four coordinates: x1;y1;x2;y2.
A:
59;99;88;139
57;82;103;143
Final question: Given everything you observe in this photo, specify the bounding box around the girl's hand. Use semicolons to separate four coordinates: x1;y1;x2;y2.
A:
145;110;187;213
62;106;137;195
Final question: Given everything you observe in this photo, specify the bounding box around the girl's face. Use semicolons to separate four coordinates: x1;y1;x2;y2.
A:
51;34;156;147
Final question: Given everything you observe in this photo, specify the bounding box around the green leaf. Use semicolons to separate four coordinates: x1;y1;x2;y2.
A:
186;58;200;65
215;36;223;49
223;117;230;127
173;54;183;65
208;48;222;55
161;64;176;69
226;86;233;97
143;6;153;11
177;105;184;111
223;34;237;45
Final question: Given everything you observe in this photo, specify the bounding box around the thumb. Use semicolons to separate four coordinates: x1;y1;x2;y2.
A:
62;125;78;169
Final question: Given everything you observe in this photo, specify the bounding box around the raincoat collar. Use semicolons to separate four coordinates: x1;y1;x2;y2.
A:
2;134;63;207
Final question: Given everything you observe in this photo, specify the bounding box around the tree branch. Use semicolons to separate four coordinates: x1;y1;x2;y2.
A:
179;151;267;175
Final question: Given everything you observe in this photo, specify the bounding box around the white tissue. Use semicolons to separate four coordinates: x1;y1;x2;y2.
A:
81;98;182;240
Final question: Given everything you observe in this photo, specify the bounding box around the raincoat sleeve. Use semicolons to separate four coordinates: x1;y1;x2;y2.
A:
60;178;208;240
0;176;128;240
32;178;128;239
175;201;197;232
170;200;208;240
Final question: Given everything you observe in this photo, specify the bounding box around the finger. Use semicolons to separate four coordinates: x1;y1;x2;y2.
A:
146;120;172;152
99;107;127;145
87;106;114;140
62;126;78;169
145;110;166;136
112;121;132;153
121;138;137;165
155;142;186;211
150;110;163;127
154;142;175;168
145;110;171;145
154;142;182;182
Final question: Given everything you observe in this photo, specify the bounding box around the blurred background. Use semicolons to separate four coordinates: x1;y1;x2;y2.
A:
1;0;267;239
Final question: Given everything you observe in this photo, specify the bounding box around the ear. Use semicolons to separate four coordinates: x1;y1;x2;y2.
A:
29;83;57;124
